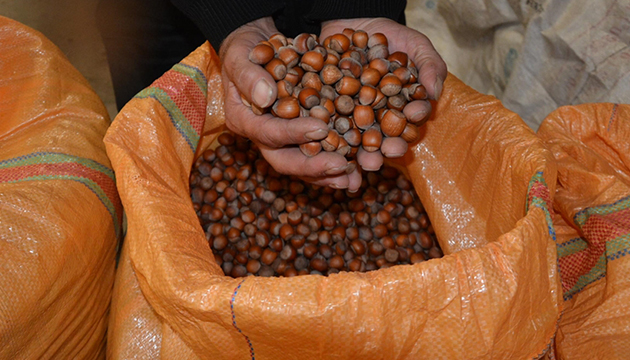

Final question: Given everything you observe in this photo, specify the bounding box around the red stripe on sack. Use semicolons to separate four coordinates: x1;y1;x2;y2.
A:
558;240;606;291
582;212;629;245
152;70;206;136
0;162;122;220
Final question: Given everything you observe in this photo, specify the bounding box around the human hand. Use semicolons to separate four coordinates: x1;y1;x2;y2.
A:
219;18;361;191
320;18;448;171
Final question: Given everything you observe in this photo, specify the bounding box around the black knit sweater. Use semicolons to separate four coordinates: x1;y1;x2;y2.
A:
171;0;407;51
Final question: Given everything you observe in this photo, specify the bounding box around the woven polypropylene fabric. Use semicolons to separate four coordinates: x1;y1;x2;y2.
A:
538;104;630;359
0;16;121;359
105;42;561;359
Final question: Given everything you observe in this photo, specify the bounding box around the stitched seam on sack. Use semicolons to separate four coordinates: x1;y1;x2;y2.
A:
230;279;255;360
607;103;618;132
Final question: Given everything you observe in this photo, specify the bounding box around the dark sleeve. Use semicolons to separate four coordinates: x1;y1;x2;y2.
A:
306;0;407;25
170;0;284;50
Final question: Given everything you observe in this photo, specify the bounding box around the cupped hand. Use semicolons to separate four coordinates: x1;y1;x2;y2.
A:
220;17;360;191
320;18;447;171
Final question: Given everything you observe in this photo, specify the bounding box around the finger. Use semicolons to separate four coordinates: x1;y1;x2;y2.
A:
356;147;383;172
258;145;351;178
346;166;363;192
225;82;329;147
300;173;350;190
223;35;278;108
403;100;432;125
381;137;408;158
407;35;448;101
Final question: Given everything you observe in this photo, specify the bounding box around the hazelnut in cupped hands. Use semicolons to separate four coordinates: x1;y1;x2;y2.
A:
246;29;435;167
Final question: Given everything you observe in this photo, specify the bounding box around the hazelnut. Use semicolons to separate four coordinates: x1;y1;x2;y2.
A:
285;67;303;86
360;67;382;87
329;33;351;53
335;76;361;96
343;128;362;147
401;123;420;143
278;46;300;68
336;137;351;156
308;105;332;124
358;85;377;106
264;58;287;81
249;43;275;65
334;94;355;115
367;44;389;62
293;33;316;54
272;97;300;119
379;74;402;96
361;126;383;152
334;116;352;134
300;141;322;157
320;64;343;85
301;71;323;91
352;105;375;130
321;130;340;152
338;58;362;79
300;50;325;72
367;33;388;48
298;87;321;109
352;30;368;49
393;67;411;85
386;94;406;112
277;80;293;98
402;83;427;101
368;58;390;77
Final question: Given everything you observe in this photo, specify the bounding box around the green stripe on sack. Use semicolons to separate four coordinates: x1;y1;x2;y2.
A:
575;195;630;226
0;152;114;179
556;238;588;258
4;174;121;236
135;87;200;149
607;234;630;260
172;63;208;96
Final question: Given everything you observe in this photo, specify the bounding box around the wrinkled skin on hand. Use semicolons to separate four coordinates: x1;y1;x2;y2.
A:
219;17;447;191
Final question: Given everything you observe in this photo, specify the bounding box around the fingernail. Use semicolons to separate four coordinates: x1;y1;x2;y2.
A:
329;183;347;190
411;110;429;122
362;164;382;172
433;76;443;101
325;165;348;176
386;153;405;158
305;129;328;141
348;188;359;193
345;162;357;174
253;79;274;108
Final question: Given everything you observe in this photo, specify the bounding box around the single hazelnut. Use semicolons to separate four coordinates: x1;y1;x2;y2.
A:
249;43;275;65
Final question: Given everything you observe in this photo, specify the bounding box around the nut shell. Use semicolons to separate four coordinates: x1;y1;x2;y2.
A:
265;58;287;81
353;105;375;130
380;109;407;137
272;97;300;119
300;50;325;72
249;43;275;65
361;126;383;152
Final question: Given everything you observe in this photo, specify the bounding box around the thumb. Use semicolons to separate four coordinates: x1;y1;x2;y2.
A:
223;38;279;108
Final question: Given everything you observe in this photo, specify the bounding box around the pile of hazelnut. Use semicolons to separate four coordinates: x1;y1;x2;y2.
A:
191;132;443;278
246;29;429;160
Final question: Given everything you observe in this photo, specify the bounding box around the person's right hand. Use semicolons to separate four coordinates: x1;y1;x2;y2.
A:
219;17;362;191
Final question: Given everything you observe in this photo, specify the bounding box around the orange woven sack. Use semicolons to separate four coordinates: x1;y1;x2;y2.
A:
537;104;630;359
105;42;562;360
0;17;122;359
